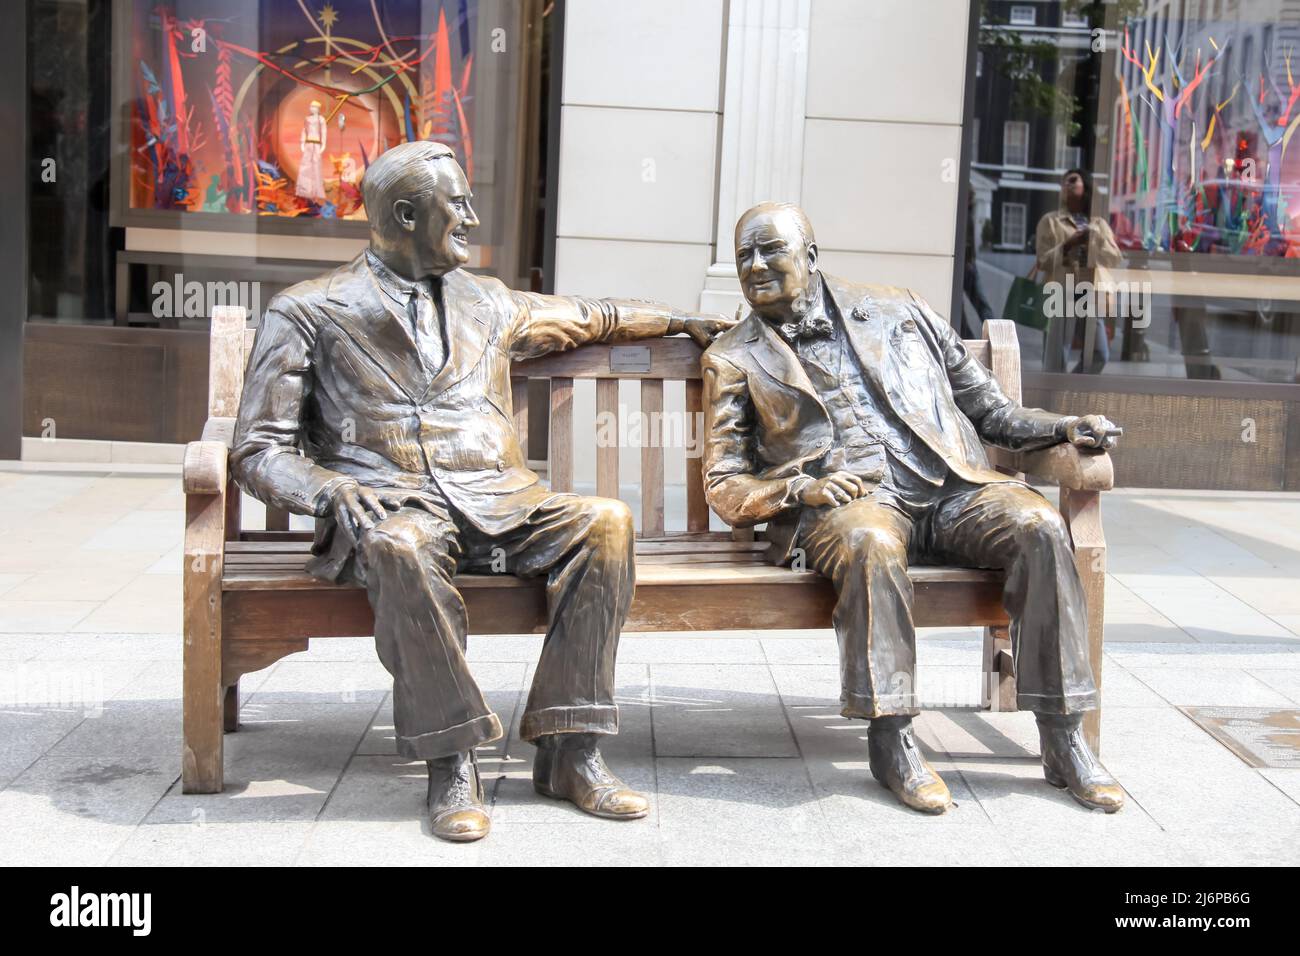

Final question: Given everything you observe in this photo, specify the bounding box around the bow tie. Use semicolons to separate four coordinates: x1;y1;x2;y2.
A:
777;314;834;343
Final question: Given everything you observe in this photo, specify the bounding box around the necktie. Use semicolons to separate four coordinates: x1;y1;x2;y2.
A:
409;282;445;373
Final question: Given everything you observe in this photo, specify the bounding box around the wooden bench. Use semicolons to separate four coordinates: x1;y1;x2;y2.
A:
182;306;1114;793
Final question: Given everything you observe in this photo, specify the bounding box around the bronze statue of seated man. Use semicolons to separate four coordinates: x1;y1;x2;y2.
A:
233;141;729;841
701;202;1124;814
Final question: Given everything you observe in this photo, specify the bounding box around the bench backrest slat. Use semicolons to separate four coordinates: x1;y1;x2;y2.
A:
208;305;247;418
595;378;620;499
510;375;530;459
684;379;709;532
640;379;666;536
228;316;1020;539
547;377;574;493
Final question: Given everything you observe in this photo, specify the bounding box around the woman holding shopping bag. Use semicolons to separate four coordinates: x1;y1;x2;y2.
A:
1034;168;1121;374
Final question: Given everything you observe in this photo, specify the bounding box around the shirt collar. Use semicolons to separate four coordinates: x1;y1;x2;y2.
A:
366;248;427;304
763;278;840;339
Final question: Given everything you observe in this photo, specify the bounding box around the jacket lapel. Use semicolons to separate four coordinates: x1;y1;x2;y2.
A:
326;255;430;401
824;273;890;401
743;312;824;410
421;268;494;399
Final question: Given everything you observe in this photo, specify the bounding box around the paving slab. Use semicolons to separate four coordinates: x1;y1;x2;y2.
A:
0;750;177;866
655;758;830;866
649;663;798;758
1121;667;1294;708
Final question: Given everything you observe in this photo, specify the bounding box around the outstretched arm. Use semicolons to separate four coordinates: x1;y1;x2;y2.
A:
909;291;1069;451
505;290;730;360
909;291;1120;452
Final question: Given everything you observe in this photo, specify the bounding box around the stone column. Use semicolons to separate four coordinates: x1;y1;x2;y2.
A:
700;0;811;314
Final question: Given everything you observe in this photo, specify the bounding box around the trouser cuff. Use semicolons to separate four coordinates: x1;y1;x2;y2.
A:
396;712;503;760
520;704;618;742
840;691;920;720
1020;690;1099;715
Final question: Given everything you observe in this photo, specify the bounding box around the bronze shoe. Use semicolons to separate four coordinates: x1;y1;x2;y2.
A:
533;733;650;820
427;750;491;842
1036;713;1125;813
867;716;952;814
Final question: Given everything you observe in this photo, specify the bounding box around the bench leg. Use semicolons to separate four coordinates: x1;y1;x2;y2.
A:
223;681;239;733
1061;487;1106;756
981;624;1016;712
183;492;226;793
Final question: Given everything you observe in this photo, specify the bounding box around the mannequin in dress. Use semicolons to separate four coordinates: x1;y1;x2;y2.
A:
296;100;328;202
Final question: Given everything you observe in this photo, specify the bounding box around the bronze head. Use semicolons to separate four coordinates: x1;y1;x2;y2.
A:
361;141;480;280
734;202;819;321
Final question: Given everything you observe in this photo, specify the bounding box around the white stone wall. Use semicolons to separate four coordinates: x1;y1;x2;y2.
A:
552;0;971;497
554;0;724;308
553;0;726;495
801;0;969;311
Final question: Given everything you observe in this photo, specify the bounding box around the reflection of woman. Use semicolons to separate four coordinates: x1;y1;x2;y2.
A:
1035;168;1121;373
295;100;328;202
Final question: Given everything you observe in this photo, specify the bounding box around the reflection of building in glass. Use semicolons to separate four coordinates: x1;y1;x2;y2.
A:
970;2;1097;256
963;2;1300;488
1108;2;1300;258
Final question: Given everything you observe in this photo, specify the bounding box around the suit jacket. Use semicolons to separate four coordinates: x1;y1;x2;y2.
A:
232;251;679;581
701;274;1066;562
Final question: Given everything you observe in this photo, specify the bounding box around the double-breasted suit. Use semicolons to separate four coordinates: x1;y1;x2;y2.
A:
234;250;679;757
702;274;1100;718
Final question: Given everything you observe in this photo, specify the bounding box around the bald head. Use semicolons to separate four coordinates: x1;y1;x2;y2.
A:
734;203;819;319
735;202;815;250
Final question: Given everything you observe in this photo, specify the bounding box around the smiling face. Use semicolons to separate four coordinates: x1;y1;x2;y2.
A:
364;143;480;280
386;160;480;278
735;205;818;321
413;162;479;276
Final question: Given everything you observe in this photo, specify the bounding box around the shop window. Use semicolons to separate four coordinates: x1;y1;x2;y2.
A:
962;1;1300;390
25;0;558;443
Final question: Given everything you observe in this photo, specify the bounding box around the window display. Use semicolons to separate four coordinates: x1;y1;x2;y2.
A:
122;0;477;222
965;1;1300;386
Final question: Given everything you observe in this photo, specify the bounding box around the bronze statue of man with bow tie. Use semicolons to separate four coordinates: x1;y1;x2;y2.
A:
232;141;729;841
702;202;1125;814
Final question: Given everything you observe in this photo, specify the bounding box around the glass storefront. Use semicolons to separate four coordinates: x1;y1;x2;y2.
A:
24;0;555;442
964;0;1300;388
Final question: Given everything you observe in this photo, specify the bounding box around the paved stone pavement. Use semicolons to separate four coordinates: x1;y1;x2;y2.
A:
1;463;1299;865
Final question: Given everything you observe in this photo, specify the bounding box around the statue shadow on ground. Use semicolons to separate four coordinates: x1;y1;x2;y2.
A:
3;682;1095;834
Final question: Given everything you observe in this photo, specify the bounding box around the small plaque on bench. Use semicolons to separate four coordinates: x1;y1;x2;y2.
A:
609;346;652;373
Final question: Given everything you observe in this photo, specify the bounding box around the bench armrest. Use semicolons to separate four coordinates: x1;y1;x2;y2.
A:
183;417;235;495
1016;443;1113;492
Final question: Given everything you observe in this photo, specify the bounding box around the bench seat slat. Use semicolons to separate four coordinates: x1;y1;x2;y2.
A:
222;560;1008;637
224;558;1002;589
226;535;769;555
